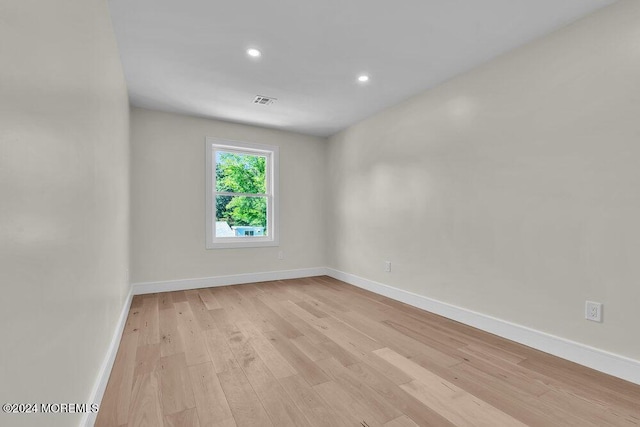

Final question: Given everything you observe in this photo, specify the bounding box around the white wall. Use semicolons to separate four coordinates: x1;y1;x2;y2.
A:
130;108;326;284
0;1;130;426
327;0;640;361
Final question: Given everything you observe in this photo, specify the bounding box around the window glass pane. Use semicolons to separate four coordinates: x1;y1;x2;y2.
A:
215;195;268;237
215;151;266;194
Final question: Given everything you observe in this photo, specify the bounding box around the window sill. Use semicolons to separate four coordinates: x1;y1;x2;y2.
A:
206;238;279;249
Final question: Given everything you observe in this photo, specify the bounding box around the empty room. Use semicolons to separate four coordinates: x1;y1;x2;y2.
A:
2;0;640;426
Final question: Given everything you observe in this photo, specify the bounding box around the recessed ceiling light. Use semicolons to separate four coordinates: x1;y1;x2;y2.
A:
246;48;261;58
357;74;370;83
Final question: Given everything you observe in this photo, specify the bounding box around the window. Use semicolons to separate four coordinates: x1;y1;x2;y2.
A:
205;138;279;248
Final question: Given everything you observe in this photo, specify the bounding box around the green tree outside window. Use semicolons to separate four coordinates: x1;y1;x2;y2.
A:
215;152;267;227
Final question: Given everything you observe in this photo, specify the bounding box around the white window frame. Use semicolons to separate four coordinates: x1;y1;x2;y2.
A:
206;137;279;249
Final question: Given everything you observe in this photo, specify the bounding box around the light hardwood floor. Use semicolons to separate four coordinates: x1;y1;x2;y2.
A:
96;276;640;426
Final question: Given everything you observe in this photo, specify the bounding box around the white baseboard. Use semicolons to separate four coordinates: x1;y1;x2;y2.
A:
325;268;640;386
80;288;134;427
131;267;327;295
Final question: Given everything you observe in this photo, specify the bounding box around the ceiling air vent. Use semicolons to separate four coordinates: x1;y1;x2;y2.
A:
253;95;276;105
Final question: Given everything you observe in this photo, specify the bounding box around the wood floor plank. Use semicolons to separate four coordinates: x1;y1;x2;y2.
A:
402;379;527;427
158;352;196;416
122;308;142;336
336;309;462;365
283;300;382;358
263;329;329;386
236;319;297;378
538;387;640;426
382;317;468;354
273;300;330;345
204;326;239;374
188;361;234;426
252;296;304;339
451;352;550;398
345;361;456;427
217;367;273;427
296;300;330;318
300;281;350;312
159;306;185;357
208;306;240;337
312;284;389;321
209;287;251;324
259;381;312;427
171;290;188;303
127;371;164;427
158;292;174;311
228;287;275;332
290;335;331;362
317;340;360;367
234;282;264;298
98;278;640;427
313;380;383;427
324;316;385;353
375;347;527;427
316;357;402;423
460;342;527;365
223;325;308;426
384;415;420;427
358;352;413;385
164;407;201;427
409;349;576;426
138;294;160;346
130;295;144;309
175;301;210;366
198;288;222;310
313;279;391;321
211;420;238;427
519;355;640;412
270;281;311;303
185;290;217;330
134;343;161;377
256;281;293;301
278;374;351;427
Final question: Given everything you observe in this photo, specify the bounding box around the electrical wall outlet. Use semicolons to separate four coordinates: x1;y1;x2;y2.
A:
384;261;391;272
585;301;603;322
277;250;284;260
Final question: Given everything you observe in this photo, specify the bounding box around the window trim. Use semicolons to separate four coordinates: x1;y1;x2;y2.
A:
205;137;279;249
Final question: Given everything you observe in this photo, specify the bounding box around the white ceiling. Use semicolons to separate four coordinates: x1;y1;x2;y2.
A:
109;0;615;137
